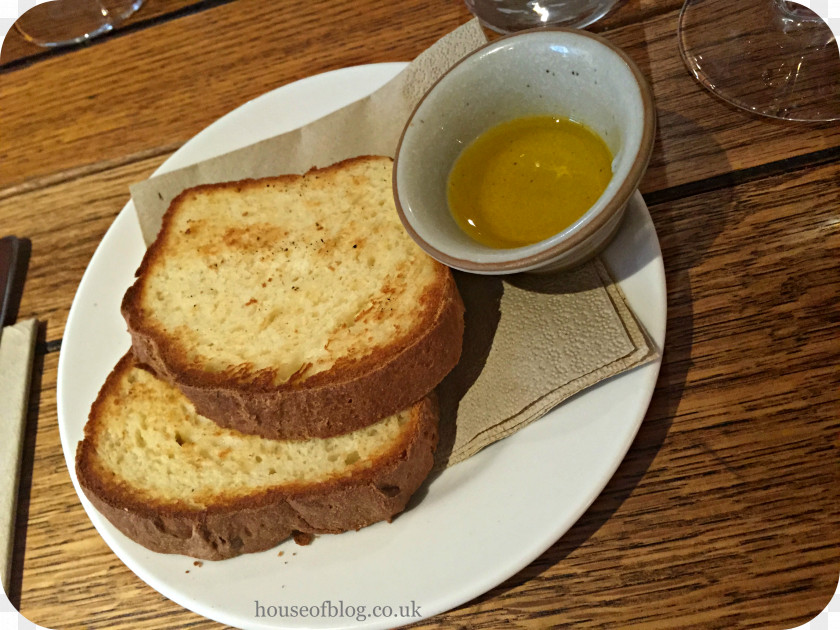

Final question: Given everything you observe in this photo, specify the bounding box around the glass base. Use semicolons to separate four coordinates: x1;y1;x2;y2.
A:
464;0;620;34
678;0;840;122
15;0;145;48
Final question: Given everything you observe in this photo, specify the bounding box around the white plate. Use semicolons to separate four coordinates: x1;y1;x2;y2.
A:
57;63;666;630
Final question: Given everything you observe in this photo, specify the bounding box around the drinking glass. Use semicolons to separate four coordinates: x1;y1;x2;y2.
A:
15;0;145;48
678;0;840;121
464;0;622;33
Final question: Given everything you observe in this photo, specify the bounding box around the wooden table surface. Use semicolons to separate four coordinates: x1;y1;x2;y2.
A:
2;1;839;628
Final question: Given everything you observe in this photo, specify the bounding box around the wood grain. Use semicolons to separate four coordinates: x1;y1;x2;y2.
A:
0;151;175;342
14;161;839;630
2;0;838;194
0;0;675;70
602;9;840;191
0;0;473;191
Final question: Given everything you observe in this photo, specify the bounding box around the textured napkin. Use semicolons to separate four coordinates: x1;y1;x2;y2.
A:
0;318;37;592
438;261;654;467
129;20;657;469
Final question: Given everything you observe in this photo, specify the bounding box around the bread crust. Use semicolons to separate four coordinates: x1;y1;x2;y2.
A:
121;156;464;439
75;354;439;561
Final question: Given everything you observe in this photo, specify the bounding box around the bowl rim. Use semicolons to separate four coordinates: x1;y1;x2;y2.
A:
393;27;657;273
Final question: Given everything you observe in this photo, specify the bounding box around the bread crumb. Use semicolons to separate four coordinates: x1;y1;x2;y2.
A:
292;531;313;546
193;561;203;567
277;551;284;557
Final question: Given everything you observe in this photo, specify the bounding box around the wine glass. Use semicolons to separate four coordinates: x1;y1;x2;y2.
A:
678;0;840;121
15;0;145;48
464;0;622;33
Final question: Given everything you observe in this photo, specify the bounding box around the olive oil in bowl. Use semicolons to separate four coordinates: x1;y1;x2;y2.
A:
447;116;613;249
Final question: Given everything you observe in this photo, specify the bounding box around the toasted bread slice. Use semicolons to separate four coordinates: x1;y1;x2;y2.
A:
122;156;463;439
75;354;438;560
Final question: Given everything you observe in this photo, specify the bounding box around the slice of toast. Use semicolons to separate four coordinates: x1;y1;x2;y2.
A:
75;354;438;560
121;156;463;440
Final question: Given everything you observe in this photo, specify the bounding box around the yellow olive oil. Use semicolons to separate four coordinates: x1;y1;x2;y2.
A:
447;115;613;249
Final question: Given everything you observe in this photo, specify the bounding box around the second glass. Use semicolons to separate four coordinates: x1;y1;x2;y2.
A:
15;0;145;48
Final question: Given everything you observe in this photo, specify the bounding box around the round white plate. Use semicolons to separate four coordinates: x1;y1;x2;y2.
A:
57;63;666;630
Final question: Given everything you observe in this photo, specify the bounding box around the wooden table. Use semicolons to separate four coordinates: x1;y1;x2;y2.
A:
3;1;839;628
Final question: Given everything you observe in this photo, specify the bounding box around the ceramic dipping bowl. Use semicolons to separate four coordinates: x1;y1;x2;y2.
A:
393;28;656;274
